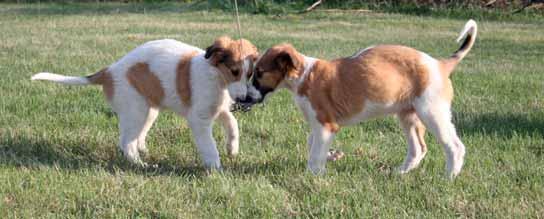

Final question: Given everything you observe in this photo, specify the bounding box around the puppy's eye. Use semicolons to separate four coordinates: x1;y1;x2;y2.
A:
232;69;240;76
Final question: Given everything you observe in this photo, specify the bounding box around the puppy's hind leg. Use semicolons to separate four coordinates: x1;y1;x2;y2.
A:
137;107;159;154
397;110;428;174
414;100;465;179
114;95;151;167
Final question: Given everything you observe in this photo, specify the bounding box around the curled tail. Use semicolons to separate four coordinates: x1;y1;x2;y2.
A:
441;19;478;77
31;68;109;86
452;19;478;61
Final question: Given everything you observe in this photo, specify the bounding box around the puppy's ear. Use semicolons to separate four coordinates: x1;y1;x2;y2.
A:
275;50;300;72
205;45;227;65
205;36;233;66
248;53;259;62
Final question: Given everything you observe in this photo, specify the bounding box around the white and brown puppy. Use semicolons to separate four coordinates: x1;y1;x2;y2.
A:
31;36;259;170
249;20;477;178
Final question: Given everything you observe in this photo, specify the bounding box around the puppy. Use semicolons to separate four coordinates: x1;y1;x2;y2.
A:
31;36;259;170
249;20;477;178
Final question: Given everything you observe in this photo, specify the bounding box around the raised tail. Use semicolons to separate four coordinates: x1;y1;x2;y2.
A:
440;19;478;77
452;19;477;61
31;68;108;86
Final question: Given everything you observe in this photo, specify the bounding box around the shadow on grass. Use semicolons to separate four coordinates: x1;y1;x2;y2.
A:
2;111;542;176
456;112;544;137
0;134;300;178
0;134;205;178
455;111;544;156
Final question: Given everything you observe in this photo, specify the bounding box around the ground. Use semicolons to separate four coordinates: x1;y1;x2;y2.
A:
1;3;543;218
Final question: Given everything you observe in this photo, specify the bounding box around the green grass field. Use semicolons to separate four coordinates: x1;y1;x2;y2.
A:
1;3;543;218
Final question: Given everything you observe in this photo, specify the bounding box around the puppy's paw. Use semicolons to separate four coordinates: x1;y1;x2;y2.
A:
226;141;239;158
395;166;410;175
327;149;345;162
138;147;149;155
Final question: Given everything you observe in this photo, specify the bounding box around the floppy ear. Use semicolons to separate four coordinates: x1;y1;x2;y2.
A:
205;45;227;66
275;50;300;72
205;36;234;66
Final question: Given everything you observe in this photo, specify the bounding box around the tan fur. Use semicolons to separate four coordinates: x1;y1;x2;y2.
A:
126;63;165;107
255;44;305;89
176;51;199;106
295;45;430;132
439;58;457;102
206;36;259;85
416;121;427;154
88;68;114;101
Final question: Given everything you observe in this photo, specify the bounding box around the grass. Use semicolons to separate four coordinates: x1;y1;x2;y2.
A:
1;2;544;218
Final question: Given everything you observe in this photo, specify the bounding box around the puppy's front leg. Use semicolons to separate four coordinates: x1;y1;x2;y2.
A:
307;125;335;175
188;116;222;171
217;110;239;157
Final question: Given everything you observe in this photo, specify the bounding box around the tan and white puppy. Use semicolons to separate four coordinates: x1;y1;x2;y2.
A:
31;36;259;170
249;20;477;178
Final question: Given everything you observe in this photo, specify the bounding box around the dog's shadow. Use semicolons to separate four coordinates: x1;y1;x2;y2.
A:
0;134;298;178
2;111;541;176
455;111;544;156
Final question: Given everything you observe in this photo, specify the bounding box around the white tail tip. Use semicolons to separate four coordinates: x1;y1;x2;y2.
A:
31;72;90;85
456;19;477;43
31;72;53;81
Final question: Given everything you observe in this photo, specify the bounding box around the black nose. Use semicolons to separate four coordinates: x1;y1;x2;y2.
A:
252;78;260;89
235;97;245;103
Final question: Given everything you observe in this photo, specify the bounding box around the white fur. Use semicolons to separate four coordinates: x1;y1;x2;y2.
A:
413;52;465;178
227;59;251;100
456;19;477;43
294;94;335;174
31;39;252;170
340;101;409;126
286;56;317;89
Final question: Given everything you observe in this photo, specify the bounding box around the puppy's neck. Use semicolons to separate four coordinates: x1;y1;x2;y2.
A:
284;55;318;92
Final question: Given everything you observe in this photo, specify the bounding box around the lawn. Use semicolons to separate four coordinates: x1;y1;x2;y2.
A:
1;3;543;218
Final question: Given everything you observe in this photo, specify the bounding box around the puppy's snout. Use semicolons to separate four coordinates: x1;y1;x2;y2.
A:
235;96;248;103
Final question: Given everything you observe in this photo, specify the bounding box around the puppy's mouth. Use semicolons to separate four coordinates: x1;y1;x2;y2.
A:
231;101;253;112
230;89;270;112
231;96;258;112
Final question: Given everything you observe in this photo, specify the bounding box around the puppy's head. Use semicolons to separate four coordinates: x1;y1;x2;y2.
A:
249;43;304;103
204;36;259;102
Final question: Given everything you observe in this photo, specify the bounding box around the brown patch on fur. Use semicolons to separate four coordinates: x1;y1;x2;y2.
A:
295;45;431;129
88;68;114;101
399;109;428;153
324;123;340;133
416;121;427;154
176;51;199;106
126;63;165;107
205;36;259;84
